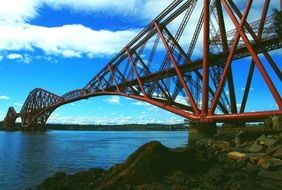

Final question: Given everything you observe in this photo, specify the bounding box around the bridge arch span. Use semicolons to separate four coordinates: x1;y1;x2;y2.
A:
3;0;282;130
21;91;196;129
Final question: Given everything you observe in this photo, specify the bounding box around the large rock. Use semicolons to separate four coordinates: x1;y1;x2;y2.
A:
100;141;214;189
257;156;282;170
258;135;276;147
258;170;282;181
36;134;282;190
37;169;106;190
247;141;266;153
204;167;225;185
246;153;267;165
135;182;169;190
227;152;246;160
213;140;231;153
165;170;195;186
272;145;282;159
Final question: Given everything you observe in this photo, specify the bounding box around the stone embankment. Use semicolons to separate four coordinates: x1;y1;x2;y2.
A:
36;131;282;190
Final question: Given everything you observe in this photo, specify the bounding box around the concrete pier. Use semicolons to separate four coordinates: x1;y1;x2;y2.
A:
188;122;217;144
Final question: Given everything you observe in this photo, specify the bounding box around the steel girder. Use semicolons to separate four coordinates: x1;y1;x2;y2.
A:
4;0;282;129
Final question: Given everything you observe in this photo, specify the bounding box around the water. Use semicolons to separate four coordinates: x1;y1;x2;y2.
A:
0;130;188;190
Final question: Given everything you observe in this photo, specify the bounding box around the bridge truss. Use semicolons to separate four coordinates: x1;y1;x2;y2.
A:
4;0;282;129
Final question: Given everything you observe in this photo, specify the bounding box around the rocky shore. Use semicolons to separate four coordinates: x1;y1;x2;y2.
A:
36;131;282;190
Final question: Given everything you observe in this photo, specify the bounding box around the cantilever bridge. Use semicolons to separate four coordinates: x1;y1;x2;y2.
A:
3;0;282;130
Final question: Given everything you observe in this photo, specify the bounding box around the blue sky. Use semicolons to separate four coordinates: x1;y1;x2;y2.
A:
0;0;184;124
0;0;281;124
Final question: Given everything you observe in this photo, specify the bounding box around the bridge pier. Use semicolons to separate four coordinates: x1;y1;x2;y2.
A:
264;115;282;130
22;124;47;132
3;107;19;130
3;117;17;130
188;122;217;145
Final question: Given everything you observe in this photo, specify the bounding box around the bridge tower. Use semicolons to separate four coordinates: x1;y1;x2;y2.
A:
3;0;282;131
3;107;19;129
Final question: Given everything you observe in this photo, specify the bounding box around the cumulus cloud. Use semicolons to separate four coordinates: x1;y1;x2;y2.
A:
48;113;134;125
7;53;23;59
0;0;172;59
105;96;120;104
44;0;145;16
0;24;138;58
239;87;254;91
13;103;23;107
132;101;150;106
0;0;40;24
0;0;278;60
0;95;10;100
6;53;31;63
47;113;184;125
0;0;172;24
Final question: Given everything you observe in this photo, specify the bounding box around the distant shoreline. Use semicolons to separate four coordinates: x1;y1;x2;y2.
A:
0;122;187;131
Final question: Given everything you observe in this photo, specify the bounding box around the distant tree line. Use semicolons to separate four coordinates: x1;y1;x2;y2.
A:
0;121;187;131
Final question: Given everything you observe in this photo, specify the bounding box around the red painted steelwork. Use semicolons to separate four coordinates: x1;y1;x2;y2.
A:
202;0;210;120
3;0;281;129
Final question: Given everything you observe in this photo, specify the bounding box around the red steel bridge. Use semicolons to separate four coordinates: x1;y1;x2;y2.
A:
3;0;282;130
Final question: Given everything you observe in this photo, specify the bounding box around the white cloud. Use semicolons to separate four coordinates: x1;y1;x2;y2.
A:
0;0;40;24
175;96;189;105
61;50;82;58
132;101;150;106
0;0;171;59
7;53;23;60
44;0;144;16
105;96;120;104
0;95;10;100
47;114;134;125
239;87;254;91
47;113;184;125
0;0;279;60
0;0;172;24
148;105;159;111
13;103;23;107
0;24;138;58
6;53;31;64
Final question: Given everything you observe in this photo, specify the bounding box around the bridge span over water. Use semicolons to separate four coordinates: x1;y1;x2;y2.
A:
4;0;282;130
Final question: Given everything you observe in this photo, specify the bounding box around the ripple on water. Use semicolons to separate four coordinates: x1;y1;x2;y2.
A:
0;130;187;190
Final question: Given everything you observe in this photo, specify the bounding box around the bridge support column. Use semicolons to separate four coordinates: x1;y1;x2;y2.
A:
188;122;217;145
22;124;47;132
3;107;19;131
3;117;17;130
264;115;282;130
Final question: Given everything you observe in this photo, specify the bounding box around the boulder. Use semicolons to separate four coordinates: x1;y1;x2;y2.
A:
246;153;267;165
227;152;246;160
204;167;225;185
135;182;169;190
273;134;282;146
258;170;282;181
258;135;276;147
272;145;282;159
257;157;282;170
165;170;195;185
247;141;266;153
212;140;231;153
100;141;214;188
171;184;190;190
241;163;260;175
